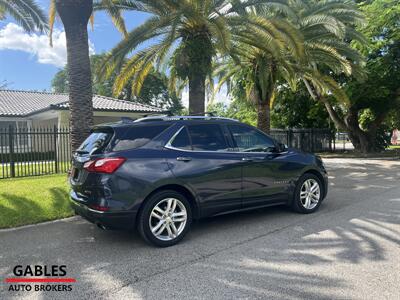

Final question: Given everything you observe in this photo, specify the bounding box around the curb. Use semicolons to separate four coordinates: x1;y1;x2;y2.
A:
0;216;79;233
320;156;400;160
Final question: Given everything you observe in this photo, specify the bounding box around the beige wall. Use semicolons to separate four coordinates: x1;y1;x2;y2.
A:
31;118;58;129
56;110;147;127
93;116;121;124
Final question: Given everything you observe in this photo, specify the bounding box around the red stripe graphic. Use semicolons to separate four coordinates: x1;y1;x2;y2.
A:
5;278;76;283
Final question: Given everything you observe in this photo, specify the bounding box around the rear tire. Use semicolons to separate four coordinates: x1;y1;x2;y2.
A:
291;173;323;214
138;190;192;247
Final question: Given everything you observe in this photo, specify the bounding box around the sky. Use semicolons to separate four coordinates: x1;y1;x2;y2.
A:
0;2;230;108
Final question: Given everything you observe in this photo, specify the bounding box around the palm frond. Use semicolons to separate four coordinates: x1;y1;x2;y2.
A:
207;15;231;53
0;0;48;33
98;15;176;80
94;0;129;36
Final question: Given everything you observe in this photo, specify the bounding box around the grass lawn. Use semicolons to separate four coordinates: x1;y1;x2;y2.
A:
388;145;400;149
0;174;74;229
1;161;70;179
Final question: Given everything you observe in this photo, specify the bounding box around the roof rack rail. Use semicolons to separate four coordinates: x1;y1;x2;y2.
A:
120;117;136;123
134;115;239;123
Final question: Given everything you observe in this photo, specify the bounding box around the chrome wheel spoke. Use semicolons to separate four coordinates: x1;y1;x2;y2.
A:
166;224;175;238
153;206;165;215
165;198;173;213
151;211;163;220
304;196;311;208
311;193;319;202
152;220;166;235
305;180;310;191
310;183;319;193
170;222;178;235
172;211;186;222
170;198;177;213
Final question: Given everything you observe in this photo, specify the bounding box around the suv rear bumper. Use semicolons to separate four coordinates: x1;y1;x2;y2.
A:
70;192;137;230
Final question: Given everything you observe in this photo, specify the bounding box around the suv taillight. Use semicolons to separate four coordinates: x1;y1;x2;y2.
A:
83;157;126;174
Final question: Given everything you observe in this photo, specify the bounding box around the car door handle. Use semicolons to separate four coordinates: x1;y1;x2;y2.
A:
176;157;192;162
242;157;254;162
242;156;270;162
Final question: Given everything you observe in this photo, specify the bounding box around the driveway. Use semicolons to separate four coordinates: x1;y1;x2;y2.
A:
1;158;399;299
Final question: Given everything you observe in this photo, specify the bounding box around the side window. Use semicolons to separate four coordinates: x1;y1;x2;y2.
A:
112;125;169;151
228;125;275;152
187;124;229;151
171;127;192;150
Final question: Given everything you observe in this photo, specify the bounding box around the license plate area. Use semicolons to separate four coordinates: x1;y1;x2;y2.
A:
71;167;81;181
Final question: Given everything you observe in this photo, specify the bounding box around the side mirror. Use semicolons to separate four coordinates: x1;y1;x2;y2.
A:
277;142;287;152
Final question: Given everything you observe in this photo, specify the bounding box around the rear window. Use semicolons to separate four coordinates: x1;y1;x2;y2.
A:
171;127;192;150
77;130;112;155
112;125;169;151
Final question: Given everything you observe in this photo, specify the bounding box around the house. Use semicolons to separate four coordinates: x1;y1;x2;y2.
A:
0;90;165;155
0;89;165;131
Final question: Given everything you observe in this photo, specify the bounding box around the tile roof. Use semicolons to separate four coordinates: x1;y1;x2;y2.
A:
0;90;164;117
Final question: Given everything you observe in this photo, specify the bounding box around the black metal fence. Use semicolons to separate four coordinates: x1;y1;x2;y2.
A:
0;126;71;179
0;126;337;179
270;128;334;153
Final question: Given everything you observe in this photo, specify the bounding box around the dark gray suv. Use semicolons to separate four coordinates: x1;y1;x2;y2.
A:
70;116;328;247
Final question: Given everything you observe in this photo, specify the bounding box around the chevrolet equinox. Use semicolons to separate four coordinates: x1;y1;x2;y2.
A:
70;116;328;247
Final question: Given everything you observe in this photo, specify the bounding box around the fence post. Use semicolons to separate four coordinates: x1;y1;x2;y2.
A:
333;132;336;151
54;125;59;173
287;129;293;147
8;125;15;178
343;133;346;151
310;128;314;152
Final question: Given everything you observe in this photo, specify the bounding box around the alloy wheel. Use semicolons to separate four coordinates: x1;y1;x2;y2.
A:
300;179;321;210
149;198;187;241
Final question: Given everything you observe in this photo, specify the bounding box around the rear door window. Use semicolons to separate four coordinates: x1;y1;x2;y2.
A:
112;125;169;151
187;124;229;151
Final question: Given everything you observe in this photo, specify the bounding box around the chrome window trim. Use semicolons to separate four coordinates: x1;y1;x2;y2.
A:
164;126;279;155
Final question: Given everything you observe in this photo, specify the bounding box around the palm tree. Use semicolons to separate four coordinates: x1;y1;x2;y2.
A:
289;0;365;97
49;0;128;150
0;0;47;32
98;0;296;115
216;0;364;134
207;12;304;123
288;0;366;149
214;15;304;133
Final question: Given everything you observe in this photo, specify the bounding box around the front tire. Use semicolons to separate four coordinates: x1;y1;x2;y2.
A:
292;173;323;214
138;190;192;247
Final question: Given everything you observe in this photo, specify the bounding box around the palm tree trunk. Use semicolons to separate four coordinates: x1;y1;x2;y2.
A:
188;72;205;115
56;0;93;151
257;101;271;134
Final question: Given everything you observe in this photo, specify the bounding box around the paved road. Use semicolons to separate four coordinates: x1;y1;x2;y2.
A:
1;158;399;300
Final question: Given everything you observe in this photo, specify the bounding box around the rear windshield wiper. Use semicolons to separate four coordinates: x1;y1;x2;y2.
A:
74;150;89;155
